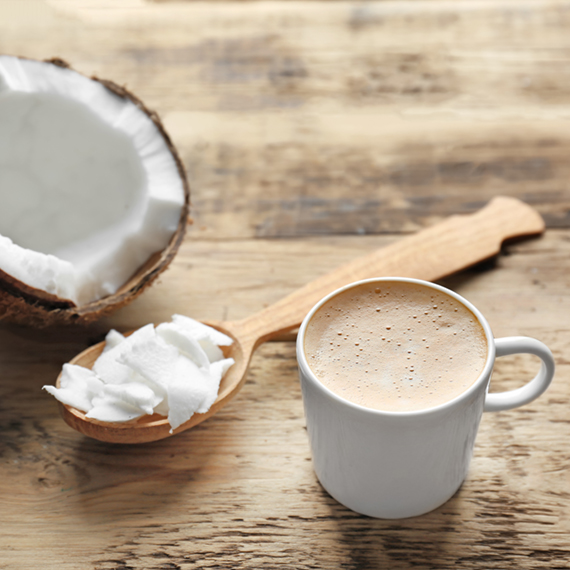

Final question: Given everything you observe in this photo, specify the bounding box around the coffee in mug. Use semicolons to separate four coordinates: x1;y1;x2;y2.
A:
303;280;487;412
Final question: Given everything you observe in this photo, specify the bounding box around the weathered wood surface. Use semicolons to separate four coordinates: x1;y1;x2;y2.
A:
1;0;570;568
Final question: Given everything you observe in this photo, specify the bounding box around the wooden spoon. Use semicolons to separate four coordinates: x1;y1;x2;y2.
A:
56;196;544;443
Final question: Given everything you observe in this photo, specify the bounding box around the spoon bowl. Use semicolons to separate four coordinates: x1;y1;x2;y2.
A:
55;197;545;443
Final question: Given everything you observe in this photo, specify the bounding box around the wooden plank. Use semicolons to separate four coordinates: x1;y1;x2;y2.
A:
1;1;569;237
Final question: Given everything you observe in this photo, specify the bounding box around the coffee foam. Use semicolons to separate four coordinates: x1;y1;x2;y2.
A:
304;281;488;412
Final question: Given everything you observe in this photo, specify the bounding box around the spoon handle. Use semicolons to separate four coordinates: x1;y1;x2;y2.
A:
237;196;544;347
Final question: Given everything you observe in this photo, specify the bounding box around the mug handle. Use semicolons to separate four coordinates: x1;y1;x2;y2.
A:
484;337;555;412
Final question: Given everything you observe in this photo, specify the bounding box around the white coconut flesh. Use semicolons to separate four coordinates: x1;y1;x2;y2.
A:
44;315;235;431
0;56;185;306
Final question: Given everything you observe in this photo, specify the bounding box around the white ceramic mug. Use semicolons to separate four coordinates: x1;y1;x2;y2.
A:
296;278;555;519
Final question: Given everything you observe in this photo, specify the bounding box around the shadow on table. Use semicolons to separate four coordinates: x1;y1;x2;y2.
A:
317;481;478;569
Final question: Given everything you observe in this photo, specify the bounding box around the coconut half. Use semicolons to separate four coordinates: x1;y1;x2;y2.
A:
0;56;189;326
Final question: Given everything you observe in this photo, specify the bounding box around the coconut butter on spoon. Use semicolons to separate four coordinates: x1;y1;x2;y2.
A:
45;315;235;432
51;197;545;443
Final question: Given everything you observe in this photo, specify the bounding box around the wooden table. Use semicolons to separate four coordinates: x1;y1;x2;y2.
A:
1;0;569;568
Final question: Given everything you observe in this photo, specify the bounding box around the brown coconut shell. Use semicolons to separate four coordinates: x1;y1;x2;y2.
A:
0;57;190;327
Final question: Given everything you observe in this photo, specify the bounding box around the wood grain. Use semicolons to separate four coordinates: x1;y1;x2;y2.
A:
0;0;569;568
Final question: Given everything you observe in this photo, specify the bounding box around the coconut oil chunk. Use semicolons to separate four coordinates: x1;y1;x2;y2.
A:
44;316;234;431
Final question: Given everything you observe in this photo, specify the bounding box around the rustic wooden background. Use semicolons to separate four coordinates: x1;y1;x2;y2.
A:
1;0;569;568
